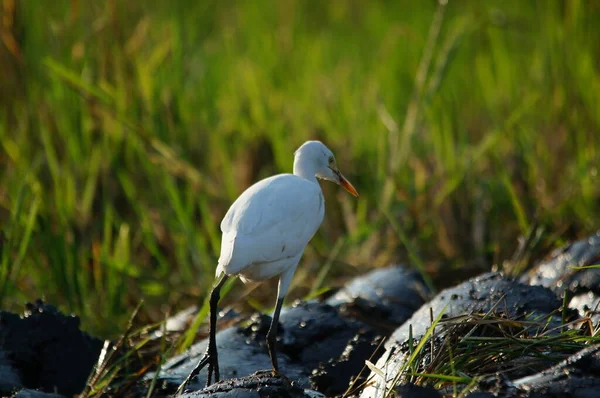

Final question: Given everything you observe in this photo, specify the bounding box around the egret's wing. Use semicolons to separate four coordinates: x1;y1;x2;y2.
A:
217;174;324;276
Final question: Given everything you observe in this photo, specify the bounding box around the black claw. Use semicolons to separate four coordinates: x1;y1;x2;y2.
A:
176;351;219;395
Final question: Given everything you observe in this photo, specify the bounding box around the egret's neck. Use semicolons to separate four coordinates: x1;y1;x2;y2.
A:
293;156;318;183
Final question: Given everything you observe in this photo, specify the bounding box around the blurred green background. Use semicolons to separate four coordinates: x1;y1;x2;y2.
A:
1;0;599;338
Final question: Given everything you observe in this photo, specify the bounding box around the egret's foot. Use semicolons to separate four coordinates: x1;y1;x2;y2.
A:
175;350;219;395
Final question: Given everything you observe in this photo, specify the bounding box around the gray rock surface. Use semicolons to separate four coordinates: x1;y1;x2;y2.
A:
152;265;428;396
179;372;325;398
278;301;372;371
156;326;308;393
522;231;600;295
310;330;384;396
522;232;600;328
12;390;65;398
360;273;562;398
392;383;442;398
326;265;431;331
0;351;21;394
154;302;372;394
514;344;600;397
388;272;560;343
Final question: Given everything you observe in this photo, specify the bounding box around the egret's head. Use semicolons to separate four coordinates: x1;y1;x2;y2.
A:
294;141;359;197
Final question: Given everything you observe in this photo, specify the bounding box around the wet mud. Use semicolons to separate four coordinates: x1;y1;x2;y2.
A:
179;371;324;398
310;330;384;396
521;231;600;295
522;231;600;326
392;383;442;398
12;390;65;398
153;301;375;394
4;236;600;397
153;324;309;394
386;272;562;344
0;300;103;397
326;266;431;331
149;265;428;396
514;344;600;397
360;273;564;398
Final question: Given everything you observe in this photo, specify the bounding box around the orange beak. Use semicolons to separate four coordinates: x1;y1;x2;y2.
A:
336;172;359;197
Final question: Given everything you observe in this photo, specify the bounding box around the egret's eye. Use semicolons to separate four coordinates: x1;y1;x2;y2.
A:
328;156;334;165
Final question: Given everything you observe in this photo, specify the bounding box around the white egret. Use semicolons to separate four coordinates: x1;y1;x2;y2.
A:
177;140;358;393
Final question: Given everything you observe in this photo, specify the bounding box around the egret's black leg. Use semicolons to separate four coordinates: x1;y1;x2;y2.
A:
266;297;284;372
176;274;229;395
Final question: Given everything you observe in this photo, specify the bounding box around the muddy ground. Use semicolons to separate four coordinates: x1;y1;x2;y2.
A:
1;232;599;397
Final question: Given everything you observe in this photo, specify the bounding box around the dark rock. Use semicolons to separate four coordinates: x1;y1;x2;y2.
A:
361;273;563;398
155;266;430;397
310;330;384;396
522;232;600;328
153;326;308;394
474;373;518;397
514;344;600;397
0;300;103;396
0;351;21;393
153;302;370;394
278;301;372;371
179;372;324;398
393;383;441;398
327;265;431;331
522;232;600;295
12;390;64;398
389;273;561;342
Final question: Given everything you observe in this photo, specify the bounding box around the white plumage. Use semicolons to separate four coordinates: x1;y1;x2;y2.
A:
215;140;358;292
178;140;358;392
216;174;324;283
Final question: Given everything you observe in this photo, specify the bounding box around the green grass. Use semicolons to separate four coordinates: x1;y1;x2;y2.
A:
1;0;599;339
354;311;600;397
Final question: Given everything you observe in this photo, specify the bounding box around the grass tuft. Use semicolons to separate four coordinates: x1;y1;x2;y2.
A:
380;312;599;395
